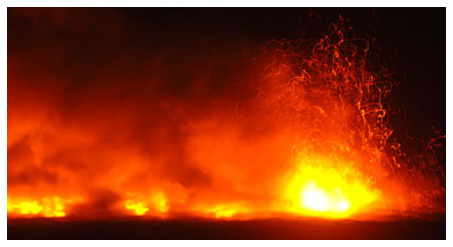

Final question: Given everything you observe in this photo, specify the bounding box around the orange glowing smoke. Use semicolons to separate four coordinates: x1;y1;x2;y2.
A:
7;13;444;221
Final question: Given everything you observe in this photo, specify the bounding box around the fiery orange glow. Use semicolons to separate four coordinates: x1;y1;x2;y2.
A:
123;192;170;216
125;200;149;215
8;197;69;218
284;163;379;218
7;9;444;222
205;203;251;219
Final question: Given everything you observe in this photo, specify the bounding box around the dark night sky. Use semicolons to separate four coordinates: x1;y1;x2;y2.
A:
8;7;446;136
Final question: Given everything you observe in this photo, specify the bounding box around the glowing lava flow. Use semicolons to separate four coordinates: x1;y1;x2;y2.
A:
283;157;380;218
124;192;170;216
125;200;149;215
301;183;351;213
7;197;68;218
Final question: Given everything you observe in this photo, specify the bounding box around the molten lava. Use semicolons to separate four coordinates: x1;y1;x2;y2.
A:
125;200;149;216
284;164;379;218
7;10;445;221
7;197;69;218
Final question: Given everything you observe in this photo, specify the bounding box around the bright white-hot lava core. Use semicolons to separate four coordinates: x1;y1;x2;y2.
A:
284;163;379;218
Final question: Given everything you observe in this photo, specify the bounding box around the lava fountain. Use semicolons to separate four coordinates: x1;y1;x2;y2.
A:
7;9;445;222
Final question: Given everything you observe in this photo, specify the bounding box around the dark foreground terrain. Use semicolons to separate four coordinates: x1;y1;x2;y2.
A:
8;215;446;240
